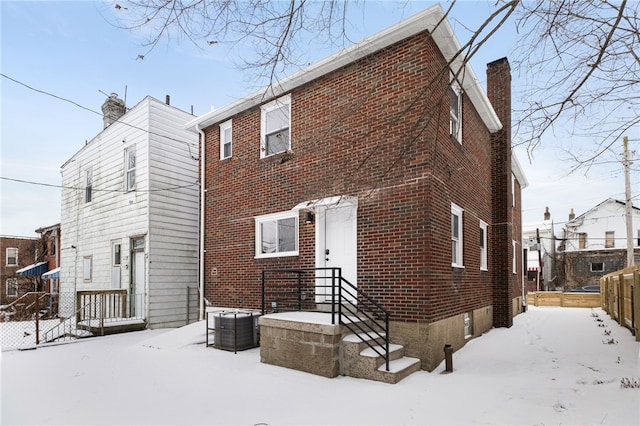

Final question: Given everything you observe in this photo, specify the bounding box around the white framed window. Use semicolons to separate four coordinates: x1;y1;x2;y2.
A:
464;312;473;338
83;256;92;282
260;94;291;157
85;169;93;203
255;211;298;258
605;231;614;248
6;248;18;266
449;79;462;143
512;240;517;274
591;262;604;272
125;147;136;191
113;243;121;266
451;203;464;267
6;278;17;296
479;220;488;271
220;119;232;160
511;173;516;206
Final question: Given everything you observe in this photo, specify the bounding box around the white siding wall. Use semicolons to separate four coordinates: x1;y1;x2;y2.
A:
565;200;640;251
60;97;199;327
146;99;199;328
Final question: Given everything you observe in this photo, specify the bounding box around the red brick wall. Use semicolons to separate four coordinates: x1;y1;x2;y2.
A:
202;31;512;324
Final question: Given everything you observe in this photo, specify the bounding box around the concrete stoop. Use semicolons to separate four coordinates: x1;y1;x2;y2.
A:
340;332;421;384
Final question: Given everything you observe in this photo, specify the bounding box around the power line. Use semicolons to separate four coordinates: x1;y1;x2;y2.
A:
0;73;199;160
0;176;199;193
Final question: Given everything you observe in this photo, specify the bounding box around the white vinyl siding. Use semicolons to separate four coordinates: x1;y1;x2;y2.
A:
60;97;199;328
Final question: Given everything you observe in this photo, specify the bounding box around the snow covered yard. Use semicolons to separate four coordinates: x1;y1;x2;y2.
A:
1;306;638;425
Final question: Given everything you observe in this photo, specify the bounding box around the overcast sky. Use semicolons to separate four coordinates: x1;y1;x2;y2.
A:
1;0;634;238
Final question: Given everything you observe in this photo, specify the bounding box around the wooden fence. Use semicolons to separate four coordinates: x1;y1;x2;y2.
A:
600;266;640;341
526;291;601;308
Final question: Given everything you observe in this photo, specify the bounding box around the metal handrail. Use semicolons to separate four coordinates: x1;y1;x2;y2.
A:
261;267;391;371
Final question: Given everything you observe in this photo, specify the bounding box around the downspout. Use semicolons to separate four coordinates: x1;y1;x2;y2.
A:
197;124;206;321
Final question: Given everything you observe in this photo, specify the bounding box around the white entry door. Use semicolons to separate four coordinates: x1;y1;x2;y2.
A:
315;202;357;303
130;238;146;318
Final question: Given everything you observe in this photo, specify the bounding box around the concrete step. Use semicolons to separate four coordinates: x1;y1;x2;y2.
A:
340;333;421;383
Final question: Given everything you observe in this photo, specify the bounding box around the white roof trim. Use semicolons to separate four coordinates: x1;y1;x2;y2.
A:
292;195;358;211
185;3;501;133
512;152;529;189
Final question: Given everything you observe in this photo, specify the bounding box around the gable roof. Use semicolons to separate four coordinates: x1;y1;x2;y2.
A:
567;198;640;226
185;3;501;133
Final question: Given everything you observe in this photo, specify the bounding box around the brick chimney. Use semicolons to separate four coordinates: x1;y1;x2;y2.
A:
568;208;575;221
544;206;551;221
487;57;514;328
101;93;126;129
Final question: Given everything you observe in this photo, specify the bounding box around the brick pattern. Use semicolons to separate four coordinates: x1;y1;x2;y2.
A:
202;32;520;325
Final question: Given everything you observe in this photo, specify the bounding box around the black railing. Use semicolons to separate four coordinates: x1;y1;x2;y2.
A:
261;267;390;371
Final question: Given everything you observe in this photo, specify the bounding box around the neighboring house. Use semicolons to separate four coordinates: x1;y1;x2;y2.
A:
60;94;200;328
523;207;556;292
0;235;39;306
188;4;527;372
560;198;640;289
37;223;61;316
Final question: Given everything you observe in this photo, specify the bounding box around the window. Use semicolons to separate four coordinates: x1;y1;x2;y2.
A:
512;241;517;274
479;221;488;271
451;203;464;267
6;278;17;296
113;243;121;266
85;169;93;203
591;262;604;272
578;233;587;249
220;119;232;159
49;238;57;257
125;148;136;191
83;256;92;282
464;312;473;339
605;231;614;248
6;248;18;266
637;229;640;247
260;94;291;157
449;80;462;142
511;174;516;206
255;211;298;258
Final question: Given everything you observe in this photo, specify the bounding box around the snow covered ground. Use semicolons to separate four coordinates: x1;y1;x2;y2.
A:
1;306;638;425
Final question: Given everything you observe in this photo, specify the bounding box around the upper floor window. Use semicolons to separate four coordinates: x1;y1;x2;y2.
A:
6;278;17;296
605;231;615;248
451;203;464;267
511;174;516;206
260;94;291;157
449;81;462;143
6;248;18;266
85;169;93;203
255;211;298;258
479;220;488;271
512;240;517;274
220;119;232;160
125;147;136;191
578;233;587;249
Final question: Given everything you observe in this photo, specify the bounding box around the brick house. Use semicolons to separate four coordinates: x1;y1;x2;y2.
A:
187;4;527;371
0;235;40;306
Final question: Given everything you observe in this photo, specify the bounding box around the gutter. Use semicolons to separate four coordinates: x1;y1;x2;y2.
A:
197;123;206;321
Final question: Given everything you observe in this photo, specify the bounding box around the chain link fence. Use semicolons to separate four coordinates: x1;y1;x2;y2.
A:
1;286;200;350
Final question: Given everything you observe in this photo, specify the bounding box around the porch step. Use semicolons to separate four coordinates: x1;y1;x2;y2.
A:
340;333;421;384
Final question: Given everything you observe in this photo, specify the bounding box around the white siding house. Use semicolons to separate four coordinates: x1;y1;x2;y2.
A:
523;207;556;291
561;198;640;289
60;96;199;328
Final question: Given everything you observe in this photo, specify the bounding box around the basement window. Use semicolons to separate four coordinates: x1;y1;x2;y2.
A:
590;262;604;272
464;312;473;339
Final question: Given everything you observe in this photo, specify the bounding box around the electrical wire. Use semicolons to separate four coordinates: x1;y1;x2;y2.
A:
0;176;199;193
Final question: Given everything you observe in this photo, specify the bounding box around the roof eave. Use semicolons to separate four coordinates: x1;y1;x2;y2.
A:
185;3;502;133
